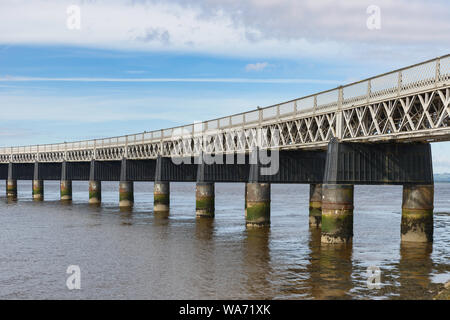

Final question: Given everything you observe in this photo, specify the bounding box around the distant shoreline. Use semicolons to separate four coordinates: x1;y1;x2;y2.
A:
434;174;450;183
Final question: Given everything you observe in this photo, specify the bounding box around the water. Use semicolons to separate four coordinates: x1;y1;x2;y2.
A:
0;181;449;300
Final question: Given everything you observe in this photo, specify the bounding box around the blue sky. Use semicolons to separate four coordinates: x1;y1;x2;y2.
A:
0;0;450;171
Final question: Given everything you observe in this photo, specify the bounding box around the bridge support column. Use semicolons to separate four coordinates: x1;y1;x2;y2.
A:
88;160;101;205
321;184;354;244
154;156;170;213
196;182;214;218
60;161;72;201
32;180;44;201
119;181;134;208
60;180;72;201
6;162;17;200
401;184;434;242
119;158;133;208
154;181;169;213
32;162;43;200
244;183;247;211
89;180;101;205
309;183;322;228
245;183;270;227
6;179;17;199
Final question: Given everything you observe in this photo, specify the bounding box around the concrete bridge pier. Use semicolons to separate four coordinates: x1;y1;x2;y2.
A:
154;181;170;213
60;161;72;201
195;159;214;217
246;183;270;227
309;183;322;228
32;162;43;201
32;180;44;201
321;184;354;244
196;182;214;218
88;160;101;204
244;183;247;210
89;180;101;204
119;158;133;208
401;184;434;242
60;180;72;201
153;156;170;213
246;148;270;227
119;181;133;208
6;179;17;199
6;163;17;200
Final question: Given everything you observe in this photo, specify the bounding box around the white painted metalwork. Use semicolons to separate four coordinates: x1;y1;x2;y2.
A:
1;55;450;163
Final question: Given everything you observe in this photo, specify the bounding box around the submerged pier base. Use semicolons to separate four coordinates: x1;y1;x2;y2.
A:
245;183;270;227
6;179;17;199
119;181;134;208
196;182;214;218
401;184;434;242
89;180;101;205
32;180;44;201
321;184;354;244
60;180;72;201
309;183;322;228
154;181;169;213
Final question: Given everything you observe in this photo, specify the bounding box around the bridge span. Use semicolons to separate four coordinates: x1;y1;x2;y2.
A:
0;55;449;244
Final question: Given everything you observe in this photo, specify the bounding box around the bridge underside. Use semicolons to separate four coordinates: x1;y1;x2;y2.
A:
0;140;433;184
0;150;327;183
0;141;432;185
323;139;433;185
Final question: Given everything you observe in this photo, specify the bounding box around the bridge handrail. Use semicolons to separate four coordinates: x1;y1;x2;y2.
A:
0;54;449;155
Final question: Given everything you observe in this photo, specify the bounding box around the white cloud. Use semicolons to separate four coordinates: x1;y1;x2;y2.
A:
192;0;450;43
245;62;269;72
0;0;447;62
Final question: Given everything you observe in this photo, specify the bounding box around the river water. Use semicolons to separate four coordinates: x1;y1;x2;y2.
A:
0;181;449;300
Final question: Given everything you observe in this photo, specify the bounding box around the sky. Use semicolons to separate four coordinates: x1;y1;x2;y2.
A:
0;0;450;171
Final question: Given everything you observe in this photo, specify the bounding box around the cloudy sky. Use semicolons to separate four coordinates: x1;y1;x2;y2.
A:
0;0;450;171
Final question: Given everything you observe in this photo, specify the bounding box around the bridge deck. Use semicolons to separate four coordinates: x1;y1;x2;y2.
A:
1;55;449;163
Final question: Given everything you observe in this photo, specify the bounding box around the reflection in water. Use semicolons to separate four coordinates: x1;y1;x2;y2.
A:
397;242;433;299
88;202;101;209
119;210;134;225
307;227;322;298
154;210;170;220
119;206;133;213
193;218;216;297
242;228;274;299
87;204;102;214
307;226;353;299
195;218;215;241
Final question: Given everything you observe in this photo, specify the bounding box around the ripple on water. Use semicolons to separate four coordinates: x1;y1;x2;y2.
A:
0;181;448;299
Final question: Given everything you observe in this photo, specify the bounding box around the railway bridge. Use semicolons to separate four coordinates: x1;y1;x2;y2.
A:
1;55;449;244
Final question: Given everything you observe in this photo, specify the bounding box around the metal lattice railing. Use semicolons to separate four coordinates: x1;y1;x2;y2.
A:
0;54;449;162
